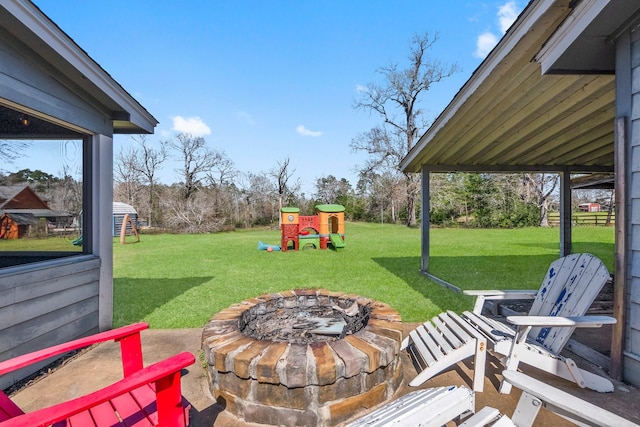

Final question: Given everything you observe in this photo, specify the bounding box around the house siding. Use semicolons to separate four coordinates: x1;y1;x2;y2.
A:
626;33;640;387
0;27;111;135
0;256;100;389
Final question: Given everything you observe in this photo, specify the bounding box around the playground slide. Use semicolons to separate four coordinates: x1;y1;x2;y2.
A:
329;233;345;249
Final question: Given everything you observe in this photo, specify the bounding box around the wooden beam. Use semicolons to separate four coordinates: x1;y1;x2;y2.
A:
419;164;614;173
611;116;627;380
475;76;612;164
516;113;614;165
487;82;615;165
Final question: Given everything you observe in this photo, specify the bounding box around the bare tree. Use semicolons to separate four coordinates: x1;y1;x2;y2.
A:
237;172;277;227
130;135;168;227
352;32;459;226
269;157;300;215
114;145;143;206
169;133;223;200
162;186;224;233
314;175;352;204
205;152;236;187
524;173;559;226
0;140;30;164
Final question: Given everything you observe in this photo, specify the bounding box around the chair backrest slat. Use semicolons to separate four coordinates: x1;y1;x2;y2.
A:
527;253;610;353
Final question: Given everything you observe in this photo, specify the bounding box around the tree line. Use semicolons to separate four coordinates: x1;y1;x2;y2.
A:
0;156;610;234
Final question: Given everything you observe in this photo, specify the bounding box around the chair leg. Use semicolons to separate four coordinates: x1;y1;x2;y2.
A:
509;391;543;427
156;370;187;427
472;337;487;392
500;325;531;394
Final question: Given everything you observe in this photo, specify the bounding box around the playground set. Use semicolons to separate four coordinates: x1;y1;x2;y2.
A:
280;204;345;251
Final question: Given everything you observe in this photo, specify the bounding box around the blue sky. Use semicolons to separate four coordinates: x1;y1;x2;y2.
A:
25;0;524;195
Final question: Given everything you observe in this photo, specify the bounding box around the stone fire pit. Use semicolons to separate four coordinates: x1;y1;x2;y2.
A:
202;289;404;426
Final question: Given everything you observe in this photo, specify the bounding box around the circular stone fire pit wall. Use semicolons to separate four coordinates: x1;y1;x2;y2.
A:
202;289;404;427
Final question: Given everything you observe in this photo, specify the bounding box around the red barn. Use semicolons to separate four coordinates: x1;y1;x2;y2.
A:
0;186;71;239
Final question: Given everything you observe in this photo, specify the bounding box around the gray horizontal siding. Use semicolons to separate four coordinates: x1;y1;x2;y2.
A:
0;28;111;136
626;36;640;388
0;256;101;389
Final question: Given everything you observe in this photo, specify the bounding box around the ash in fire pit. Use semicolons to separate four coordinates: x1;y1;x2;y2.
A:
240;296;370;344
202;289;404;427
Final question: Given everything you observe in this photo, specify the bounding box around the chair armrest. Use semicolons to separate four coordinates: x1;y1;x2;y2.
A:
0;352;195;427
463;290;537;299
0;323;148;376
502;370;636;426
506;315;617;328
464;290;537;314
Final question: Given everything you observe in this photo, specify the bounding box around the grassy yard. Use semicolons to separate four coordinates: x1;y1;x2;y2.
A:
112;223;614;328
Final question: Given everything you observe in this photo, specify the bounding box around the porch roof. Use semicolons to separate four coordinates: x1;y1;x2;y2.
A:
399;0;640;175
0;0;157;135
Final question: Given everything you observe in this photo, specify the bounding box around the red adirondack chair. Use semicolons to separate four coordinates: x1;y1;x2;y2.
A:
0;323;194;427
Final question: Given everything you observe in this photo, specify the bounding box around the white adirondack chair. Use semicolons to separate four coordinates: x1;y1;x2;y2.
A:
460;370;639;427
346;385;475;427
403;253;616;394
347;370;637;427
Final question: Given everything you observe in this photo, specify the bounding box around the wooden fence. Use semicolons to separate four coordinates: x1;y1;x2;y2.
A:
548;212;615;227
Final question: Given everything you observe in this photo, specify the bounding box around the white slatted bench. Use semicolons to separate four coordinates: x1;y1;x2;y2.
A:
401;310;487;391
346;385;475;427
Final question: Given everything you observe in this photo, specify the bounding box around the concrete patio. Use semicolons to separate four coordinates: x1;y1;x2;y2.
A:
8;324;640;426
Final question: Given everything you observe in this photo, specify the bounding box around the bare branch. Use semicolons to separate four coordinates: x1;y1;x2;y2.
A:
352;32;459;225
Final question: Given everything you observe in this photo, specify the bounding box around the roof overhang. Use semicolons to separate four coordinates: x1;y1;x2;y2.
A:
0;0;157;134
536;0;640;74
400;0;639;175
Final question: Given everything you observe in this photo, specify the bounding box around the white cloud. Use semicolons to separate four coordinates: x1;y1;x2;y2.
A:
355;84;368;93
296;125;323;137
498;1;519;34
472;1;522;58
236;111;256;126
474;31;498;58
171;116;211;136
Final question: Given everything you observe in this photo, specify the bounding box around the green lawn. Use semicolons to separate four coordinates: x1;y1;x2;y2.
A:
112;223;614;328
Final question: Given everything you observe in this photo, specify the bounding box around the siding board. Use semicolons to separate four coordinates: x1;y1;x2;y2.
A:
0;282;98;329
624;356;640;387
0;313;99;389
626;36;640;387
0;257;100;389
0;268;98;309
0;296;98;354
0;256;100;288
0;33;111;135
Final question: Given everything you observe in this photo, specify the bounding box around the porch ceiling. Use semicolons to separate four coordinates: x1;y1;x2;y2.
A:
400;0;616;174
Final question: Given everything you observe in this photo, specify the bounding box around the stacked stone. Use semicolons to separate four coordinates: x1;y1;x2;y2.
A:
202;289;404;427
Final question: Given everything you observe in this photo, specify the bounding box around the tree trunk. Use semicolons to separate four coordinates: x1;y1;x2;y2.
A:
539;198;549;227
405;173;420;226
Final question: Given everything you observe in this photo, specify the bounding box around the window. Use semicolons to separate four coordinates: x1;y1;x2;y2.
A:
0;106;88;268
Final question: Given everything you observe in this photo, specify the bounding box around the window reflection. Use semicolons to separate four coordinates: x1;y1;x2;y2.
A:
0;139;84;264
